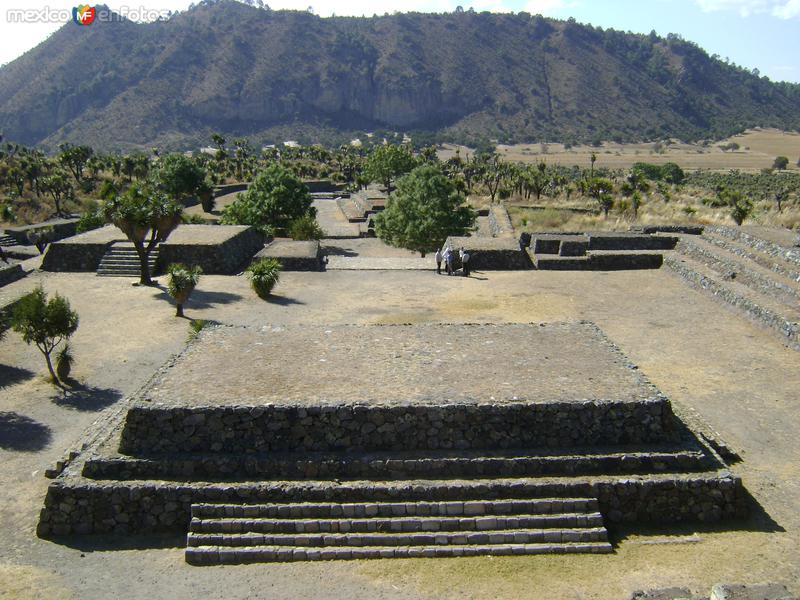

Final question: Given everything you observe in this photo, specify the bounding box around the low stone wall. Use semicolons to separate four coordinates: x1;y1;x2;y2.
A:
587;233;677;251
635;225;704;235
255;240;322;271
6;218;79;245
488;206;515;237
664;254;800;348
214;183;249;197
444;236;532;270
41;240;114;272
157;227;264;274
36;473;747;536
0;263;25;287
118;398;677;455
589;253;663;270
708;225;800;267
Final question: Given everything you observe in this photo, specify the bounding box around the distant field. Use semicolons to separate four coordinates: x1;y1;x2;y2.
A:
439;128;800;172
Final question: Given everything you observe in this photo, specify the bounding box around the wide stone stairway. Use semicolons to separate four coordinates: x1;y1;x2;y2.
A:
666;225;800;349
96;242;159;277
186;496;611;564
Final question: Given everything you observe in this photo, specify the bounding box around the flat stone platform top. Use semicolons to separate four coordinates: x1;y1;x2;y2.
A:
160;224;253;245
257;240;319;258
53;224;123;244
140;321;661;407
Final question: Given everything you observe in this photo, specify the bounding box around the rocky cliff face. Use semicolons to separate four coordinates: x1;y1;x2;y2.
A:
0;0;798;150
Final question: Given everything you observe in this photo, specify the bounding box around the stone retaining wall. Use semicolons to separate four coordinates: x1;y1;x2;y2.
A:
708;225;800;267
0;263;25;287
119;399;678;455
587;233;677;251
41;240;113;272
6;218;78;245
157;227;264;274
664;254;799;348
36;474;747;537
488;206;514;237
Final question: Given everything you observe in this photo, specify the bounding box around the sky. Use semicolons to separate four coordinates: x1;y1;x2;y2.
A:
0;0;798;83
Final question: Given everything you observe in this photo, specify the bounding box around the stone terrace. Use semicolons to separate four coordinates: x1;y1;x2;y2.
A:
139;322;661;407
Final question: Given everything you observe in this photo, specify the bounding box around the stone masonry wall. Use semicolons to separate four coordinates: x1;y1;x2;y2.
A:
119;399;677;455
41;241;113;272
36;474;747;537
0;263;25;287
157;227;264;274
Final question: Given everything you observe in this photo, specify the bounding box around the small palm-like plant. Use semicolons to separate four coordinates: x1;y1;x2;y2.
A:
166;263;202;317
246;258;282;299
55;343;74;382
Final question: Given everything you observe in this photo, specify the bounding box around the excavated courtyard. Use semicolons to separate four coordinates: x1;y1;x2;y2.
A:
0;266;798;598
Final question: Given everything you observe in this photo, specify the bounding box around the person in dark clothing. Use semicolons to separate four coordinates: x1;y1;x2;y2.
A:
461;250;471;277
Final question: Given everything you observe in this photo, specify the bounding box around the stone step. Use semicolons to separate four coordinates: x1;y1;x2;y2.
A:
337;199;367;222
191;497;600;520
97;244;159;277
0;234;17;246
664;253;800;348
186;541;613;564
703;229;800;283
676;236;800;309
189;511;606;534
186;526;609;548
84;447;710;481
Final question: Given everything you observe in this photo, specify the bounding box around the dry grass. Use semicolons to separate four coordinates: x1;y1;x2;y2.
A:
440;129;800;173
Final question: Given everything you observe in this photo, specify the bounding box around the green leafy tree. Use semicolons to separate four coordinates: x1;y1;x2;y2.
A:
364;144;417;193
58;143;93;183
221;164;313;235
587;177;615;218
166;263;202;317
39;170;74;217
375;165;476;257
773;156;789;170
289;215;324;240
103;183;182;285
11;287;79;383
156;154;207;201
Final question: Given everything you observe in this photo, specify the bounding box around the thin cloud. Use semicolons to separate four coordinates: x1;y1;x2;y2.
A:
694;0;800;18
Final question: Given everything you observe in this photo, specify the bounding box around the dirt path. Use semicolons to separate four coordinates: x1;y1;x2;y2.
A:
1;268;798;599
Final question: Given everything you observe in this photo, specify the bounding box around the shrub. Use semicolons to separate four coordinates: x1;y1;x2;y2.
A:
289;215;324;240
166;263;202;317
181;213;207;224
11;286;79;383
76;209;106;233
773;156;789;170
246;258;282;299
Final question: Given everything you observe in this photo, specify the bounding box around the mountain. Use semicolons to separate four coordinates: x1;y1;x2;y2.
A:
1;0;799;151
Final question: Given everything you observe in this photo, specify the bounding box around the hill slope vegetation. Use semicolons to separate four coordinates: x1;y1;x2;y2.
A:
1;0;799;150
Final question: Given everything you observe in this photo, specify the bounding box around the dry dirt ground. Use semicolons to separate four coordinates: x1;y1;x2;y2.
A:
439;128;800;172
1;264;799;599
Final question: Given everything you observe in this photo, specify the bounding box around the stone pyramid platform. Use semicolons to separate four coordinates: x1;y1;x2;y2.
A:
37;322;747;564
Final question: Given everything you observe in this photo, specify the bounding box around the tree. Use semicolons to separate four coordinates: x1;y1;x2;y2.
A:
156;154;207;201
103;183;182;285
631;191;643;220
775;189;787;213
58;143;93;183
289;215;324;240
39;171;74;217
221;164;313;235
364;144;417;193
11;287;79;383
590;152;597;179
725;190;754;226
773;156;789;170
587;177;615;218
166;263;202;317
375;165;476;257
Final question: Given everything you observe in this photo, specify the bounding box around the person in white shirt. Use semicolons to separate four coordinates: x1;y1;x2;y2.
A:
435;248;442;274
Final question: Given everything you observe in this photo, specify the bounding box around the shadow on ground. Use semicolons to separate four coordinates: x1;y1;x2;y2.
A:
321;245;359;257
153;287;244;312
267;295;305;306
0;411;52;451
0;364;36;388
46;532;186;551
610;487;784;546
52;384;123;411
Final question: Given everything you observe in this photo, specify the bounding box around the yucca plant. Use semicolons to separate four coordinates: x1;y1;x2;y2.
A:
166;263;202;317
245;258;281;300
55;343;74;383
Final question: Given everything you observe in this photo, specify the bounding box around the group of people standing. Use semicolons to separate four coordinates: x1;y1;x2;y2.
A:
434;246;471;277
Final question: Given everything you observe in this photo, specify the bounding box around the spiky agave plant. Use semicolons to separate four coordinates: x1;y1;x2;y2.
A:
166;263;202;317
245;258;281;300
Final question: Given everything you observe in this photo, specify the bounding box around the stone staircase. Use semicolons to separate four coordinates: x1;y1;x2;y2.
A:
0;233;17;246
666;227;800;349
185;496;612;564
96;242;159;277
